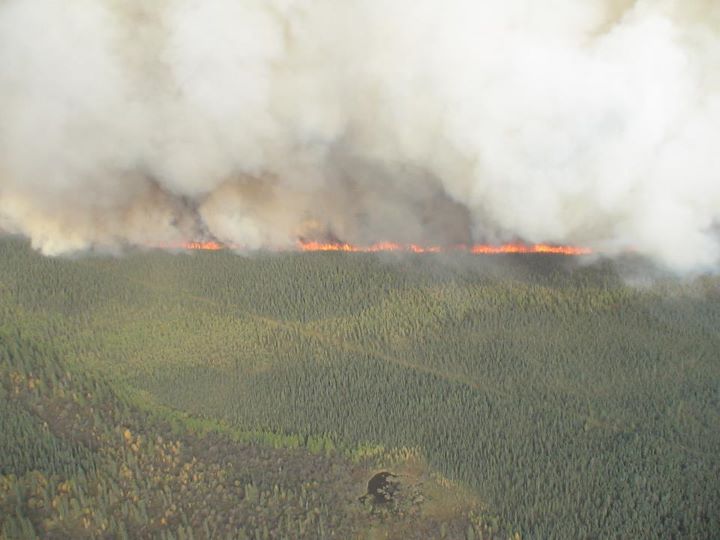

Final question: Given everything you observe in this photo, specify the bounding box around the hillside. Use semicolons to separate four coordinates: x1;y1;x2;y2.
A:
1;238;719;538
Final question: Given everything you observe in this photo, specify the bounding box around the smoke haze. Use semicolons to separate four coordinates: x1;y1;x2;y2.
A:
1;0;719;271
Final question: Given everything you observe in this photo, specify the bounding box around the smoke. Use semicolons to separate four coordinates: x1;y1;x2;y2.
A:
1;0;719;271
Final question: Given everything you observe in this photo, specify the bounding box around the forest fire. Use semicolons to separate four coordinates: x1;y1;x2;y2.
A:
182;241;224;250
175;240;592;255
298;240;591;255
468;243;592;255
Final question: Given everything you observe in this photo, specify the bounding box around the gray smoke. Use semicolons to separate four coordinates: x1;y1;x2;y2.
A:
1;0;719;271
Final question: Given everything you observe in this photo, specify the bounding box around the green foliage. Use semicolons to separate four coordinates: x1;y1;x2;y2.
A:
0;237;718;538
1;329;481;539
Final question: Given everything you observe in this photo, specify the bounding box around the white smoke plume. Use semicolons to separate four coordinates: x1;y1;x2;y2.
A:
1;0;719;271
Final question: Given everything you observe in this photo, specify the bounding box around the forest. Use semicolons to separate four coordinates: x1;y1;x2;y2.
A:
1;236;718;538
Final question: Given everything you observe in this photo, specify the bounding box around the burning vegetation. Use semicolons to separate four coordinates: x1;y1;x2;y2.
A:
171;239;593;256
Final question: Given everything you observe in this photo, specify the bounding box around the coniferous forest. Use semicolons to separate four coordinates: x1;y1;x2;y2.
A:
1;237;718;538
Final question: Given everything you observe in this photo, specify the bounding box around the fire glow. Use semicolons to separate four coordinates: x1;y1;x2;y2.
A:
297;240;591;255
176;240;592;255
183;241;224;251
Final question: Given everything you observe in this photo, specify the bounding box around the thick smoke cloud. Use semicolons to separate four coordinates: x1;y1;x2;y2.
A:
0;0;719;270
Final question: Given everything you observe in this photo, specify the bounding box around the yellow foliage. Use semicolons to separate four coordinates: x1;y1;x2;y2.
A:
119;464;133;480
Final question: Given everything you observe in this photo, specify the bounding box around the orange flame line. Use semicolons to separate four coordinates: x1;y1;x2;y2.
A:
296;240;591;255
182;241;224;251
157;240;591;255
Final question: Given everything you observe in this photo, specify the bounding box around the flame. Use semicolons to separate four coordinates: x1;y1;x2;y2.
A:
297;240;591;255
149;241;225;251
162;239;591;255
182;241;224;251
468;243;592;255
